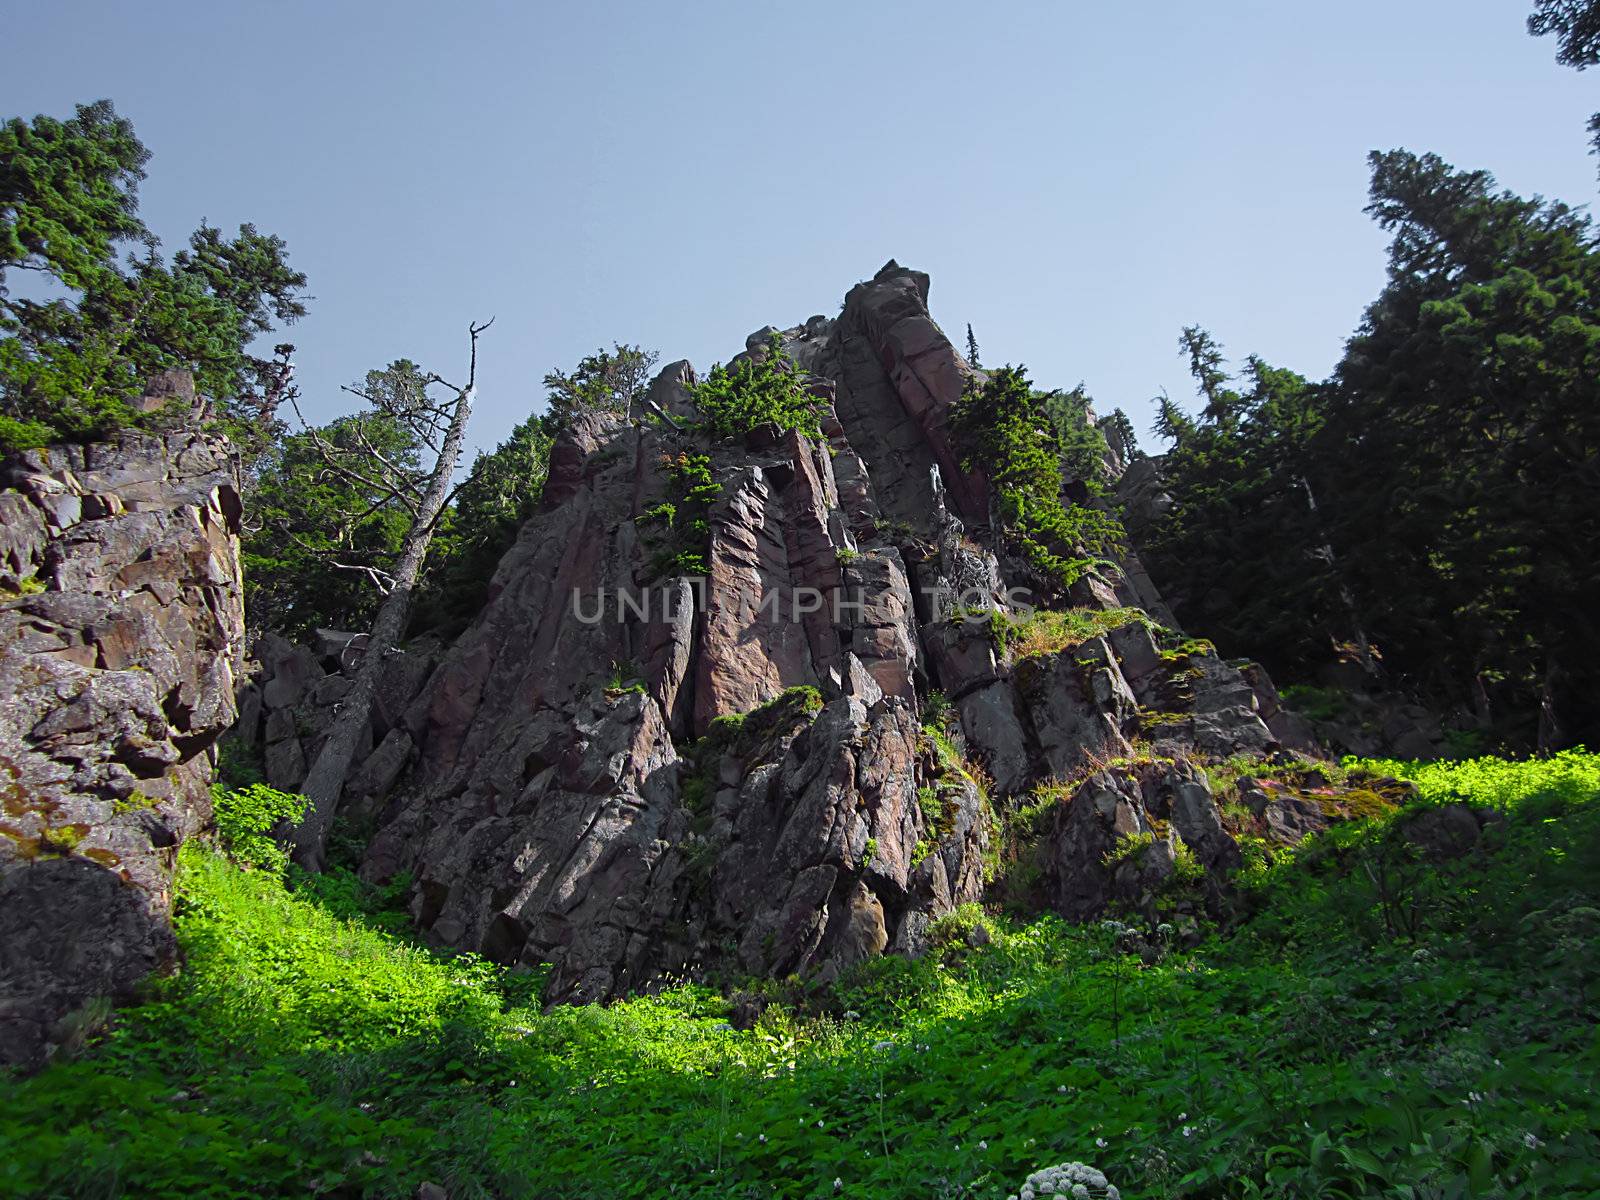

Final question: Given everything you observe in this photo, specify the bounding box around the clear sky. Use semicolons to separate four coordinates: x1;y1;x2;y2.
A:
4;1;1595;456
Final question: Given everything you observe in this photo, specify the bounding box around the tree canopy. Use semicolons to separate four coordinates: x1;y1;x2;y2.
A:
951;364;1123;595
0;101;306;451
1147;149;1600;749
1528;0;1600;173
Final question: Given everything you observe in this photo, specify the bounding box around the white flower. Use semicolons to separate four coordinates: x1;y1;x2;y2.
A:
1095;1137;1107;1149
979;1141;988;1150
1523;1131;1543;1149
872;1040;895;1052
832;1179;842;1192
758;1134;767;1144
1181;1126;1194;1138
1057;1084;1068;1093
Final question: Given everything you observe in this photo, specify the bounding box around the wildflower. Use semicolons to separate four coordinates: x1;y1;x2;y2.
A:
872;1040;894;1052
1181;1126;1193;1138
833;1178;842;1192
1523;1132;1543;1150
842;1010;860;1021
1057;1084;1068;1093
1095;1137;1107;1149
758;1134;767;1144
979;1140;988;1150
1003;1161;1118;1200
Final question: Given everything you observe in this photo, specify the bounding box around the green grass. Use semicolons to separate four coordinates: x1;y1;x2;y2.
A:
2;752;1597;1199
992;606;1154;662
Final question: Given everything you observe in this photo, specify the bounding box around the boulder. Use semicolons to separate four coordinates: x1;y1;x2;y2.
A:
0;429;245;1068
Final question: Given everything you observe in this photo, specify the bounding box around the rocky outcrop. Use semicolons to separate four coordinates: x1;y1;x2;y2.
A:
231;630;439;830
255;260;1353;999
0;420;244;1068
348;373;995;996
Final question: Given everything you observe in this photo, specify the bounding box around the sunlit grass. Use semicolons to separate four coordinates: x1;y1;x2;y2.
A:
1;752;1597;1198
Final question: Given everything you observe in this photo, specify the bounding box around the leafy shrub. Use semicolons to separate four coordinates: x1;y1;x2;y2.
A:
921;688;955;734
209;783;307;875
643;450;720;578
1102;830;1156;868
927;902;995;949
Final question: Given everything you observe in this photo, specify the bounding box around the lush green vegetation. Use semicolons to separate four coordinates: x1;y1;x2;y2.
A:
1037;383;1112;482
0;101;306;451
541;343;657;426
3;751;1595;1198
639;449;721;579
990;606;1154;662
208;782;308;875
690;331;829;442
951;365;1124;595
1147;146;1600;752
245;385;555;638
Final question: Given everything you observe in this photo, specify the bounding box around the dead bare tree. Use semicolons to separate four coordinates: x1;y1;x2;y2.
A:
288;318;492;871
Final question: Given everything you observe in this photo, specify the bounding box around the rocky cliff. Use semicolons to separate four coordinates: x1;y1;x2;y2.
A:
242;261;1390;1002
0;406;244;1068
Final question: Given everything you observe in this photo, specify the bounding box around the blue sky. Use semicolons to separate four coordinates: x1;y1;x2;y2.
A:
5;0;1595;456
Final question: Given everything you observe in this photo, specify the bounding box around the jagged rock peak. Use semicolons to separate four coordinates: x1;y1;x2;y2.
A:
239;263;1361;1003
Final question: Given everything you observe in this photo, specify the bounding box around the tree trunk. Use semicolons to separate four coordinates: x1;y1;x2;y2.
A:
1299;473;1379;680
290;385;475;870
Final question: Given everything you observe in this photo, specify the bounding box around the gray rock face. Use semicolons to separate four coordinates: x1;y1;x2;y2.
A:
0;425;244;1068
346;378;994;997
251;261;1338;999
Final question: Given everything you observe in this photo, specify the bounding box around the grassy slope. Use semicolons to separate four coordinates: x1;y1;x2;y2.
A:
2;753;1598;1200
